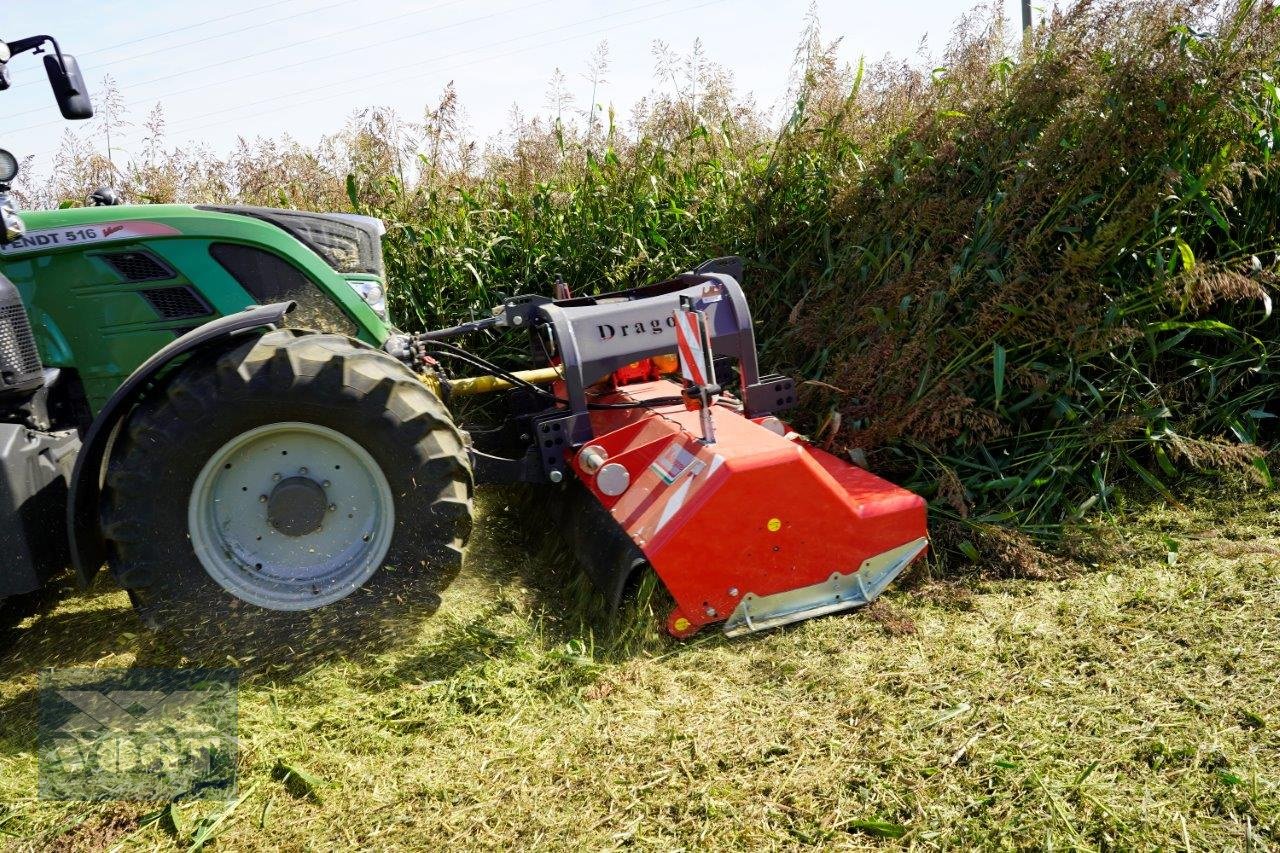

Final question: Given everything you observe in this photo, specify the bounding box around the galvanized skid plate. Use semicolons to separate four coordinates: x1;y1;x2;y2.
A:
722;537;929;637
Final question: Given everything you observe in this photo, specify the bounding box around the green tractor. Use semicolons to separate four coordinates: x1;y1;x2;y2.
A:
1;35;472;652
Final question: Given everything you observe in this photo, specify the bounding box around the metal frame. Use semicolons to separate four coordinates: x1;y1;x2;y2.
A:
462;258;797;481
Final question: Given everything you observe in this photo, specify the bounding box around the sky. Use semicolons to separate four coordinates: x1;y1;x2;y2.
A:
3;0;1053;179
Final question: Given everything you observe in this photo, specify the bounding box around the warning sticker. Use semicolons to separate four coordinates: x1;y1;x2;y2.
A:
0;221;181;255
649;443;705;485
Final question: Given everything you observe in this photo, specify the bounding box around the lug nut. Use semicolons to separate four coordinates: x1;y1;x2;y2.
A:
549;470;563;483
729;588;739;597
259;495;268;503
322;480;331;488
272;473;281;482
328;504;337;512
705;607;718;617
300;467;309;475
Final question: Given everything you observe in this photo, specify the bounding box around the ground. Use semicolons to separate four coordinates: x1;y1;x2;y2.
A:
0;485;1278;851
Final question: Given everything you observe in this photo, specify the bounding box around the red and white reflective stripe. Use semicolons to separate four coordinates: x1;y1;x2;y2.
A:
673;308;714;386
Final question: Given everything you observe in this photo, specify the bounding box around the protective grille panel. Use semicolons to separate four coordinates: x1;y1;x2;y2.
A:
0;303;43;390
141;287;211;320
101;250;173;282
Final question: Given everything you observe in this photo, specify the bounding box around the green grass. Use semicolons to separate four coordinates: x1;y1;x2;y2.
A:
2;485;1278;850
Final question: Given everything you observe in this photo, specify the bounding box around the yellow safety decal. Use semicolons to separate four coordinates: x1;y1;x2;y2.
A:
767;518;782;532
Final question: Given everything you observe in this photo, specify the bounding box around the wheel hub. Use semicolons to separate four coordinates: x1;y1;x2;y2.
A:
266;476;328;537
187;421;395;611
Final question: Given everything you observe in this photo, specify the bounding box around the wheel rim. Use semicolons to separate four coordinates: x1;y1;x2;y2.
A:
188;422;395;611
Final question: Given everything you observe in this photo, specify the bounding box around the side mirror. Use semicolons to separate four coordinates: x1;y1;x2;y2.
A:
43;53;92;120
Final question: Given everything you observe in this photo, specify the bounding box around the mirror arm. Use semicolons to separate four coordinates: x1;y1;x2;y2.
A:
5;35;73;81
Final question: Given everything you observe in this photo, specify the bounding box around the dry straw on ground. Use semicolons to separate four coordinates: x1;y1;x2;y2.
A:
2;486;1278;849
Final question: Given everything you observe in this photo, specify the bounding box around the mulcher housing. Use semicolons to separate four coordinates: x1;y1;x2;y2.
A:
427;259;930;637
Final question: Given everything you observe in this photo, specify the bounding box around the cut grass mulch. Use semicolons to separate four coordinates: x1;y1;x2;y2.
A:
1;486;1278;850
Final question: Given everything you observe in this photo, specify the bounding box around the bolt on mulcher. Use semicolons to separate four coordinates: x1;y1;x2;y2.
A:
403;257;929;638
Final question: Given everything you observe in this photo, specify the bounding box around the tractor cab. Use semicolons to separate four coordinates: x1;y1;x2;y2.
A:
0;33;96;601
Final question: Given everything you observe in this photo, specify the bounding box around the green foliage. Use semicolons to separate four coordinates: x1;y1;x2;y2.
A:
31;2;1280;565
354;1;1280;564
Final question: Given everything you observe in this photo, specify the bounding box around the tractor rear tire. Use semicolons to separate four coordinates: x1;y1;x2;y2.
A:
101;328;473;660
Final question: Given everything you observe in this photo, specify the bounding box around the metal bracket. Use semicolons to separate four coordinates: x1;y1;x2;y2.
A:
743;374;797;417
722;537;929;637
469;446;546;485
531;411;593;480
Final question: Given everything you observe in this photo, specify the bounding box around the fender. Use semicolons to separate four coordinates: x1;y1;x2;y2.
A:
68;301;296;585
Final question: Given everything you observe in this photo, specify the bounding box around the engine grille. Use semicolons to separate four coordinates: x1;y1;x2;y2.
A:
0;302;43;392
101;250;173;282
141;287;212;320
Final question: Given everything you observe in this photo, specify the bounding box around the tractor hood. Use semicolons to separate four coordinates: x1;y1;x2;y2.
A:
196;205;386;279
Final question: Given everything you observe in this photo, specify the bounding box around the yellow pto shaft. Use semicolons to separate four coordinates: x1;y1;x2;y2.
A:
448;365;564;397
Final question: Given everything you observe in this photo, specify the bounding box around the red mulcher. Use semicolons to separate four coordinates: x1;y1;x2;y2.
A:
410;257;928;637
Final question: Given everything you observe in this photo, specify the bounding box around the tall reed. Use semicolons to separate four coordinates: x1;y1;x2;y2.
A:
26;1;1280;566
